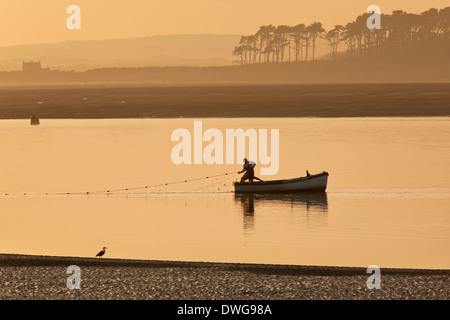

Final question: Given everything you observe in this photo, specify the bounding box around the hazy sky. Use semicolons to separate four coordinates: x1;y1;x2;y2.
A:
0;0;448;47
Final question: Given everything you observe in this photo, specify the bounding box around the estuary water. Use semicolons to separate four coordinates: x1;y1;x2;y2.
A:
0;117;449;269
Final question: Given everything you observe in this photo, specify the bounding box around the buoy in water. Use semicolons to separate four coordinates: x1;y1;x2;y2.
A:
30;113;40;125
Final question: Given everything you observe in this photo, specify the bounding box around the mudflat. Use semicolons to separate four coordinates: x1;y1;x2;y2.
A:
0;83;449;119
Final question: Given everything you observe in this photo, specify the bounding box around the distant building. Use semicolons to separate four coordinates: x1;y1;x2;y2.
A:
22;60;50;72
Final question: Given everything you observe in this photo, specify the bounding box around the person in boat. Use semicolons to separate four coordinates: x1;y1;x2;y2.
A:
239;158;263;183
306;170;310;177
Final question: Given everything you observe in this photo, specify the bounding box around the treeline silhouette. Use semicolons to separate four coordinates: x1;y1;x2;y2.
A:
233;7;450;65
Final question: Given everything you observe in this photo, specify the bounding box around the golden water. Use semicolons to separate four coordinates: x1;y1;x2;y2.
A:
0;118;449;268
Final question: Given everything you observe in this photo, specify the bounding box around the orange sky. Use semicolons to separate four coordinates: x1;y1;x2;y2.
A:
0;0;448;47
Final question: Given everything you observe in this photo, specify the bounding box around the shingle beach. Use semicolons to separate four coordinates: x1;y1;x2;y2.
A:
0;254;448;300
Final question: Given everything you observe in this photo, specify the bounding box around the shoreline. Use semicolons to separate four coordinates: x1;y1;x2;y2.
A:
1;83;449;119
0;254;448;299
1;253;449;275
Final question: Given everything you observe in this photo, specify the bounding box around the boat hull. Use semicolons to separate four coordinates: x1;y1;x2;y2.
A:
234;172;329;193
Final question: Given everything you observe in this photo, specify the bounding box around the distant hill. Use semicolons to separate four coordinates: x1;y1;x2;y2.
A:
1;38;448;86
0;34;242;71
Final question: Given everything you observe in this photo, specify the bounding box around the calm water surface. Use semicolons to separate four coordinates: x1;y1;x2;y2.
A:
0;118;449;269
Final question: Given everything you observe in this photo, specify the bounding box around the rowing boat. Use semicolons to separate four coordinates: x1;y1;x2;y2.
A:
234;171;329;193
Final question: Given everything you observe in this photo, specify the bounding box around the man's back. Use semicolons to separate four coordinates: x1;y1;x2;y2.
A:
243;161;256;172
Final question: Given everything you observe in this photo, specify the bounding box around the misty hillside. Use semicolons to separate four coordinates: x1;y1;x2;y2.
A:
0;34;242;71
1;39;448;86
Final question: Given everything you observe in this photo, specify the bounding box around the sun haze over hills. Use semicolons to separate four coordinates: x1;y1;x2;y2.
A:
0;35;241;71
1;0;448;46
0;0;448;84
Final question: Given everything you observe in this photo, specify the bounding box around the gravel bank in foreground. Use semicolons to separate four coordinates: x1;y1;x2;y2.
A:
0;254;448;300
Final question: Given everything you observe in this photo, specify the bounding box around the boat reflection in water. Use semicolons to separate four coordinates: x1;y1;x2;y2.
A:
234;192;329;232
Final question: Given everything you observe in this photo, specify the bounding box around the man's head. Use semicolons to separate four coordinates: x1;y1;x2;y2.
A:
243;158;248;164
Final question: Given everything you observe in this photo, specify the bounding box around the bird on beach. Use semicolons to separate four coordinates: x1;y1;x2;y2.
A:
95;247;107;258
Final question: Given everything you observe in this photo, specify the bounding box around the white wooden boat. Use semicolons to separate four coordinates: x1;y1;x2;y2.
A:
234;171;329;193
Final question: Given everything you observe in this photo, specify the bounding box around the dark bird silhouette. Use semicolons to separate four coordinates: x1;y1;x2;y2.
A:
95;247;107;258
